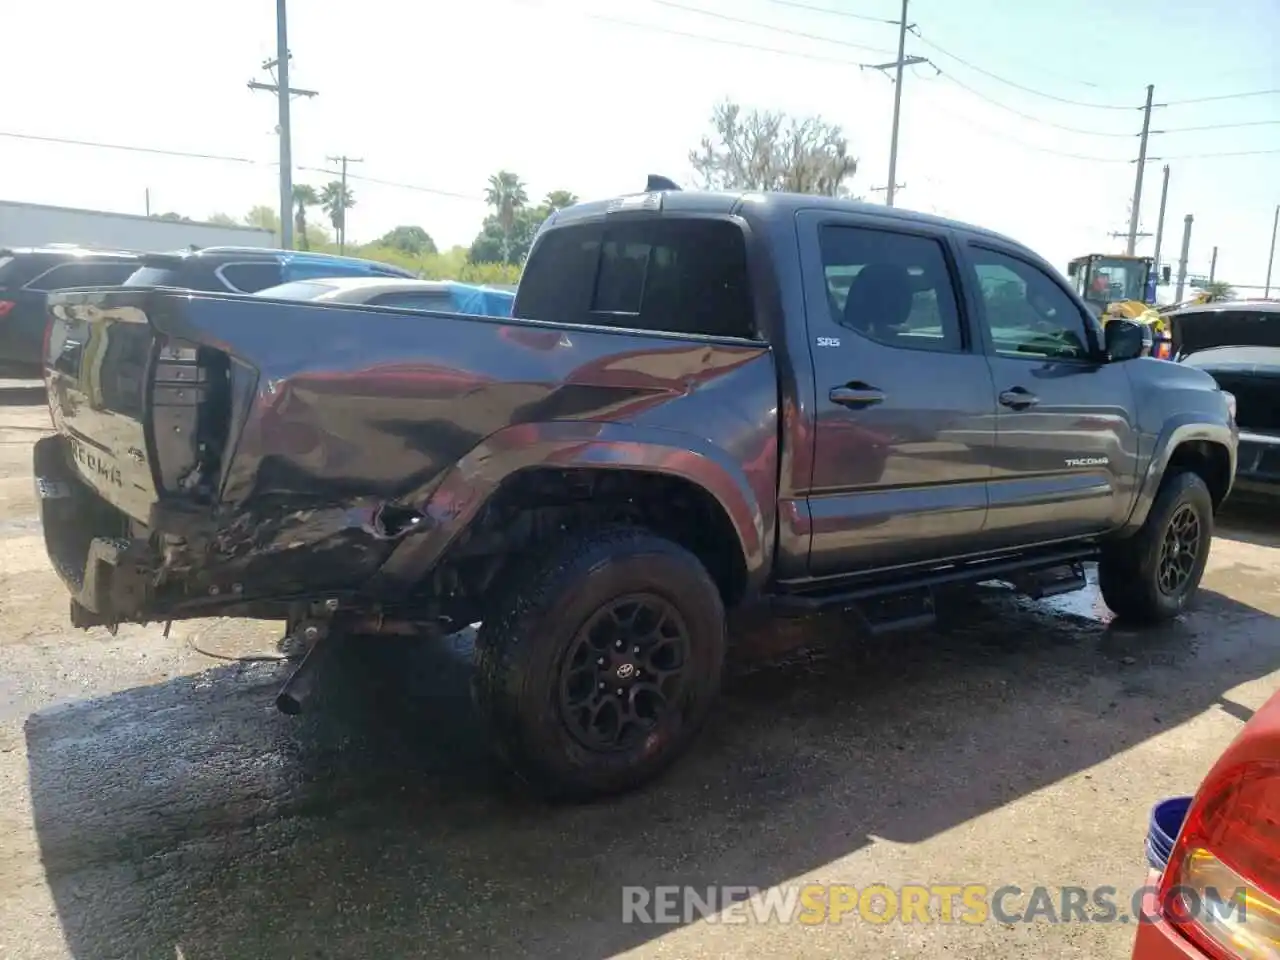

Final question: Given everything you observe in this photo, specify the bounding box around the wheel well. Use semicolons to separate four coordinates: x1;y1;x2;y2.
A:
1167;439;1232;509
427;468;749;623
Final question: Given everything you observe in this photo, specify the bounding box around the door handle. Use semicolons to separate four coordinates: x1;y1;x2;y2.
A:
829;383;885;408
999;387;1039;410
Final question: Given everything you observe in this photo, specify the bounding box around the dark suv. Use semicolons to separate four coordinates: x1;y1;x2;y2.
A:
122;246;416;294
0;247;143;377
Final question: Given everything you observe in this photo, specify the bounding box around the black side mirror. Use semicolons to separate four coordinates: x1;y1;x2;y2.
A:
1105;318;1151;362
1161;265;1172;283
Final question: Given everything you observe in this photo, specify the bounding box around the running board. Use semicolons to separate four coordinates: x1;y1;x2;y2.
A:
769;546;1099;616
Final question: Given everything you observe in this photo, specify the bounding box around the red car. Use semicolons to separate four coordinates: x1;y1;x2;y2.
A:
1132;688;1280;959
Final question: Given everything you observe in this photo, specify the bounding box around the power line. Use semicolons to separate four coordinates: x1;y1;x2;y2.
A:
296;166;483;200
0;130;262;164
647;0;896;56
1148;148;1280;161
1160;88;1280;106
931;72;1136;136
1155;119;1280;134
763;0;899;25
910;30;1137;110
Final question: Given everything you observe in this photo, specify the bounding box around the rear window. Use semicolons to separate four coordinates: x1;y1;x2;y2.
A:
254;280;341;300
24;260;138;291
515;217;755;339
124;265;185;287
217;262;284;293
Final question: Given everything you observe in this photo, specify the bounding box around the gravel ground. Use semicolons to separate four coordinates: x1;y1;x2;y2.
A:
0;383;1275;960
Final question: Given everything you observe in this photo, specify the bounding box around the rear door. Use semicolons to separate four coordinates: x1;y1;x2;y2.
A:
798;212;998;576
959;240;1139;543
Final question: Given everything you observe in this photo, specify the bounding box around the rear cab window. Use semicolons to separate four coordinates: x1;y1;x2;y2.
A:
516;217;756;340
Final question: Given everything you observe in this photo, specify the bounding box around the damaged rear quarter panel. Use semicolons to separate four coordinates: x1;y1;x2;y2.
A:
176;295;779;601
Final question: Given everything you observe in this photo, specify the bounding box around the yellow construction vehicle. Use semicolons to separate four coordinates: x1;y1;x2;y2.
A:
1066;252;1173;356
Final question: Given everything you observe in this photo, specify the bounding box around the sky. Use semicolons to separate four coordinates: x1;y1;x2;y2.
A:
4;0;1278;290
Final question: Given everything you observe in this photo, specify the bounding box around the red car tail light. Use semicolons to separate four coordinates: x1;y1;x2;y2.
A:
0;299;15;319
1154;338;1173;361
1160;759;1280;959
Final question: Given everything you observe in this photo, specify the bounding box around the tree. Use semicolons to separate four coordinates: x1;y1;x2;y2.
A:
1201;280;1235;302
320;181;356;251
244;205;280;239
469;207;544;265
689;100;858;197
484;171;529;265
206;213;238;226
377;225;437;256
544;190;579;212
292;185;320;251
153;211;191;222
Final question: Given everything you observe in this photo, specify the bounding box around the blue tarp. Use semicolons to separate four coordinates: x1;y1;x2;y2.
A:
447;282;515;318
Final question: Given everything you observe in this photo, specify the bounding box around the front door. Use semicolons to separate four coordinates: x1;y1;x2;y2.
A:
960;242;1140;544
797;213;998;578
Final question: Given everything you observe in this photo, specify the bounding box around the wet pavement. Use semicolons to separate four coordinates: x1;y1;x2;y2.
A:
0;384;1277;959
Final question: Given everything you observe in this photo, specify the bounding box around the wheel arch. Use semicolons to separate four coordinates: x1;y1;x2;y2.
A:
1123;419;1236;534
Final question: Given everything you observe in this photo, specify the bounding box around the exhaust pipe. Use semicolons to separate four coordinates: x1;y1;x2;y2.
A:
275;627;333;716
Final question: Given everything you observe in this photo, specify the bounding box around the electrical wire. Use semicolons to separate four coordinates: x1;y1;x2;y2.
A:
296;165;483;200
910;31;1138;110
646;0;896;57
763;0;899;25
933;71;1138;137
1149;148;1280;161
0;130;261;164
1155;119;1280;134
1161;88;1280;106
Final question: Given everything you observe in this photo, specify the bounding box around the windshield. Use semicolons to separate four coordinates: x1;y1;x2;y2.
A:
1083;258;1148;303
254;280;340;300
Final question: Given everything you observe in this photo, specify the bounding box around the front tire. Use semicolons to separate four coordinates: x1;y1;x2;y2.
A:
473;526;726;801
1098;470;1214;624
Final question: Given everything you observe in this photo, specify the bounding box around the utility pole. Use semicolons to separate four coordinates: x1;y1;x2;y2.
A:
1175;214;1194;302
325;154;363;253
1151;164;1170;281
1266;204;1279;298
1209;246;1218;284
145;188;151;217
1126;84;1155;256
248;0;318;249
865;0;926;209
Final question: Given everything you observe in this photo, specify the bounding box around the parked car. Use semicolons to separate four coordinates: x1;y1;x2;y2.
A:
254;276;515;317
35;181;1237;799
1168;300;1279;502
0;246;143;378
1130;687;1279;959
121;246;415;293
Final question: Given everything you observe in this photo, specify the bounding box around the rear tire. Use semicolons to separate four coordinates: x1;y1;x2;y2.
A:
1098;470;1214;624
473;526;726;801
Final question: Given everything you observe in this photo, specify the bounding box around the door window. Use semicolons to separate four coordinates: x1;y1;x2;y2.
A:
217;261;284;293
818;226;965;353
24;260;137;291
970;248;1094;361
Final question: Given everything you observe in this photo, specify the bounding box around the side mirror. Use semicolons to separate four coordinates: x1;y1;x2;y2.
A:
1067;262;1079;277
1105;318;1152;362
1161;265;1172;283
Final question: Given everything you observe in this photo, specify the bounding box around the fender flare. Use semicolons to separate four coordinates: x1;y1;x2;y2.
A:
370;420;771;597
1122;417;1236;534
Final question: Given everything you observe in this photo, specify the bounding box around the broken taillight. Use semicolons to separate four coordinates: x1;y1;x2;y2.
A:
1159;759;1280;959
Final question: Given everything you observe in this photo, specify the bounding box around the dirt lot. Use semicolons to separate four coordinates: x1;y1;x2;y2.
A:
0;384;1276;960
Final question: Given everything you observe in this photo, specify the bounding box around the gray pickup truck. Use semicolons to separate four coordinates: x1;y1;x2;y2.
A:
35;181;1237;799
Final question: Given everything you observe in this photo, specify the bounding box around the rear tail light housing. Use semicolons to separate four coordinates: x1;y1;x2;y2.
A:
1159;759;1280;959
1154;336;1173;361
0;299;14;319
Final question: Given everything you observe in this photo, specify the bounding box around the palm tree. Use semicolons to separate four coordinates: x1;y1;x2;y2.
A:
320;180;356;252
544;190;579;212
1201;280;1235;302
292;184;320;251
485;171;528;265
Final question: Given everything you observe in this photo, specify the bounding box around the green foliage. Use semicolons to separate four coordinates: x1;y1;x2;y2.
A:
469;174;578;266
691;99;859;197
292;185;321;250
206;213;238;226
320;181;355;243
323;242;522;286
153;212;190;222
377;225;437;256
244;205;280;237
1201;280;1235;301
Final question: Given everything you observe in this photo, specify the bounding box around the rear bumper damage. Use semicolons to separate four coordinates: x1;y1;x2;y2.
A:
34;433;405;626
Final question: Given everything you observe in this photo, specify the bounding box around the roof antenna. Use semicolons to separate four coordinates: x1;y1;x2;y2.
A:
646;175;682;192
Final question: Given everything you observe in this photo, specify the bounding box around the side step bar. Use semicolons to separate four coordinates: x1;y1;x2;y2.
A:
769;547;1097;634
